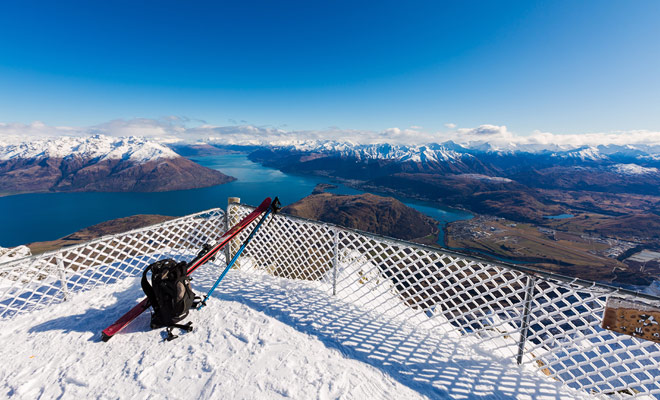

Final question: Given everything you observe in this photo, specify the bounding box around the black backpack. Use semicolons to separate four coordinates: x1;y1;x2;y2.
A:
141;259;197;340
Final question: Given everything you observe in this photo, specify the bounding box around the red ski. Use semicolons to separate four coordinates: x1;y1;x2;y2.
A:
101;197;272;341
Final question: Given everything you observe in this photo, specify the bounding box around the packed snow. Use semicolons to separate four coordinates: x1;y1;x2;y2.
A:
611;163;659;175
552;146;605;161
0;245;31;263
645;281;660;297
455;174;513;183
0;260;592;399
0;134;178;163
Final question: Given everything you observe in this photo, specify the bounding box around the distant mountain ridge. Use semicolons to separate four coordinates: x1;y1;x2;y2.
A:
196;136;660;161
253;140;660;166
245;140;660;197
0;135;235;194
0;134;178;162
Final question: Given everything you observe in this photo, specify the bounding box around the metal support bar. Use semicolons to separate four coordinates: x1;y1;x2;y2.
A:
56;254;70;301
224;206;231;268
517;275;536;365
225;197;240;268
332;229;339;296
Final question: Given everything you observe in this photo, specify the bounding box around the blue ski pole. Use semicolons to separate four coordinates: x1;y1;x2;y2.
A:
197;197;280;310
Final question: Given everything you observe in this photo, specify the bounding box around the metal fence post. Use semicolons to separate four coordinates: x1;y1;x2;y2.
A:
517;275;536;365
225;197;240;267
56;254;70;301
332;229;339;296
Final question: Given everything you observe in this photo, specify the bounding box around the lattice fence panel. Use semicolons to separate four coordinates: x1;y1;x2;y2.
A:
525;279;660;397
0;208;225;319
334;230;535;350
229;204;660;399
230;204;336;281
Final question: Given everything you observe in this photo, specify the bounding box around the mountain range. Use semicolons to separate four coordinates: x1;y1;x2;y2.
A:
2;134;658;285
242;141;660;222
0;135;234;194
247;141;660;194
234;140;660;286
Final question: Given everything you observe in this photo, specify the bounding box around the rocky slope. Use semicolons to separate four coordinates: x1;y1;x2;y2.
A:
0;135;235;194
283;191;439;242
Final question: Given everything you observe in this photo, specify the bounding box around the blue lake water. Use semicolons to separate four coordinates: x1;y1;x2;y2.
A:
544;214;574;219
0;154;472;247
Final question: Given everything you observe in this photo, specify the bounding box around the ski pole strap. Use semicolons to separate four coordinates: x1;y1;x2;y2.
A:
271;197;282;214
262;196;282;230
140;264;157;313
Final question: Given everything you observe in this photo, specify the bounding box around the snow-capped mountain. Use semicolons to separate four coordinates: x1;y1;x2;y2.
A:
611;163;659;176
201;134;660;163
303;142;472;163
235;139;660;198
221;138;660;167
0;134;178;163
242;139;660;169
247;141;492;179
0;135;234;194
551;146;606;161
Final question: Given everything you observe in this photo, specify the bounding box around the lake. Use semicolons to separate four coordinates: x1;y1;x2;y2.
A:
544;214;574;219
0;154;472;247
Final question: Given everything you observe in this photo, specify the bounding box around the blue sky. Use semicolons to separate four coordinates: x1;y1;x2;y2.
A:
0;0;659;136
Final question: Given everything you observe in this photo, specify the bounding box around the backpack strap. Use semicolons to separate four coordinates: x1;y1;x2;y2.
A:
141;263;160;315
165;322;193;341
192;294;203;309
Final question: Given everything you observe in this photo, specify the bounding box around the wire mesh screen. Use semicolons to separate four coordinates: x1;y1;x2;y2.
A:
230;203;660;399
0;208;225;319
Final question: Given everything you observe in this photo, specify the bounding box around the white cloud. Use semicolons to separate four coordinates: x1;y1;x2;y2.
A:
444;123;457;129
457;124;509;137
90;118;187;139
2;118;660;151
0;121;79;137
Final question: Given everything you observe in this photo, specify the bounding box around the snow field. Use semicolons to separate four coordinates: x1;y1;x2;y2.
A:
0;259;594;399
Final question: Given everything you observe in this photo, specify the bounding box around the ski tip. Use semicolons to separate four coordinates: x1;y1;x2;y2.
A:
259;197;272;208
101;332;112;342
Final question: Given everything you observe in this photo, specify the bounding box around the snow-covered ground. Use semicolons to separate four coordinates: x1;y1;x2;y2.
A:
0;262;592;399
0;245;31;263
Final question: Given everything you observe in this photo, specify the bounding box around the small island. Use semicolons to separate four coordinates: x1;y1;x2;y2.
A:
312;183;338;194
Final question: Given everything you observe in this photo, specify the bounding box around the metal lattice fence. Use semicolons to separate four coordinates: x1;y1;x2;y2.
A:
229;203;660;399
1;202;659;398
0;208;225;319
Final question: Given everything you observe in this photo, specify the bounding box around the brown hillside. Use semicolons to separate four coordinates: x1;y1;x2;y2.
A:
27;214;176;254
0;156;235;194
283;192;439;242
